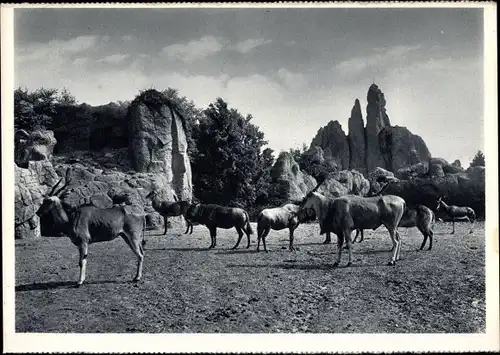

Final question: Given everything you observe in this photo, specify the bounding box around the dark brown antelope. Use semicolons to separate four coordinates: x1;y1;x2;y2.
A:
436;196;475;234
185;203;253;249
298;182;364;245
36;170;146;287
301;180;406;267
145;190;192;235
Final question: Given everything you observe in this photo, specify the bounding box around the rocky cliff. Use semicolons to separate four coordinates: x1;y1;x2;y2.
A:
309;84;433;177
347;99;366;174
310;120;350;170
127;90;192;201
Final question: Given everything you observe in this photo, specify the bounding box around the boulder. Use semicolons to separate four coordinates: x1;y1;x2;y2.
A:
378;126;432;172
396;162;429;180
351;170;370;196
15;129;57;168
452;159;462;168
367;167;396;195
315;169;370;198
15;161;59;239
310;120;350;170
270;151;317;201
347;99;366;174
127;89;192;201
365;84;391;172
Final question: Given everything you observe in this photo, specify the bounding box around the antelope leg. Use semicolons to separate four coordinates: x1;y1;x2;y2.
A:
77;243;89;287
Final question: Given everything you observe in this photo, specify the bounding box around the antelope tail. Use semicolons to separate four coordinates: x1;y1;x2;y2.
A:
244;211;254;235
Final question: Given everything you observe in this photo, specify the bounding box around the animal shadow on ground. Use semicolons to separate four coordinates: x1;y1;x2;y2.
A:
226;263;341;271
164;246;215;252
216;249;259;255
15;279;131;292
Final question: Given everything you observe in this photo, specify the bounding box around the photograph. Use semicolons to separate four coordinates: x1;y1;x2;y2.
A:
2;2;498;353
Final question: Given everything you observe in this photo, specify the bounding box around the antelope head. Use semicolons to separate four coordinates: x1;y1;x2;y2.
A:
36;168;71;217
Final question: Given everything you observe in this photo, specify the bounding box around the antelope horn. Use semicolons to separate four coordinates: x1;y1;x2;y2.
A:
48;177;64;197
54;168;71;196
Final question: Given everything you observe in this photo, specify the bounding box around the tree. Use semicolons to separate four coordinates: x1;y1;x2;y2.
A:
192;98;268;209
470;150;485;168
14;87;78;131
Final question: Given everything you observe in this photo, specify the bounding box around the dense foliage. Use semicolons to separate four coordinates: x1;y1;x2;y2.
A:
191;98;271;211
289;144;338;180
470;150;485;168
14;87;77;131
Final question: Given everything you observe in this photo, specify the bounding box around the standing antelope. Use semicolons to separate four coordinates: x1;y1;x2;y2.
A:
301;180;406;267
145;190;191;235
436;196;475;234
185;203;253;249
36;170;146;287
256;203;306;252
352;181;436;250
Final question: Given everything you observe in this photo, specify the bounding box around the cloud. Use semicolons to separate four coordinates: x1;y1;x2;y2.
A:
277;68;309;91
232;38;271;53
17;35;101;62
161;36;226;63
335;44;423;76
97;53;130;64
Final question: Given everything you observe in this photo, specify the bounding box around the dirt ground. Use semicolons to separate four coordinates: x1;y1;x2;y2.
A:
15;221;485;333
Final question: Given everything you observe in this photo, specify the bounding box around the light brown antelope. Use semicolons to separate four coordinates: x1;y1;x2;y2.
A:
301;180;406;267
36;170;146;287
256;203;308;252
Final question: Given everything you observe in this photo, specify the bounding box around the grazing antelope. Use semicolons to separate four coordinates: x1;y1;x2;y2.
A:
185;203;253;249
301;180;406;267
36;170;146;287
256;203;307;252
436;196;475;234
145;190;191;235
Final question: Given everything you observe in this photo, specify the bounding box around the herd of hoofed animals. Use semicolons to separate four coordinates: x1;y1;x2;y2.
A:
35;169;477;287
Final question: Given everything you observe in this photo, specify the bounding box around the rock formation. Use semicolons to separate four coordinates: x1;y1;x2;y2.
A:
15;161;59;239
310;120;350;170
365;84;391;173
127;89;192;201
270;151;317;201
348;99;366;174
309;84;433;176
317;169;370;198
15;129;57;168
379;126;431;172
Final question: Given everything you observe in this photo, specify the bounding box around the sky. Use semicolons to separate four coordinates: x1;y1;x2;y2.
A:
14;6;485;167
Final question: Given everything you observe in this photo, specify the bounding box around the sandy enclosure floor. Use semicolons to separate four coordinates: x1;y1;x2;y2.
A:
14;221;485;333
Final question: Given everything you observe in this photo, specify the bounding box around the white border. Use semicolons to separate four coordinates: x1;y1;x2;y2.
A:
2;2;499;353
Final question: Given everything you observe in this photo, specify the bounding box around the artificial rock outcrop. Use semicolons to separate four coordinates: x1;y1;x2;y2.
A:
270;151;317;201
311;120;349;170
127;90;192;201
309;84;433;176
348;99;366;174
15;161;59;239
15;129;57;168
